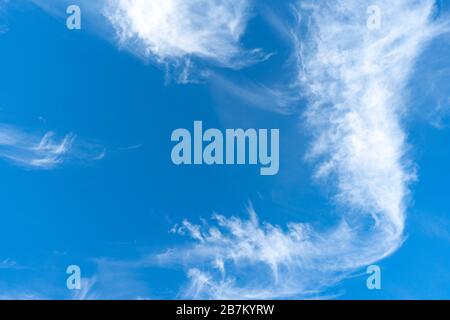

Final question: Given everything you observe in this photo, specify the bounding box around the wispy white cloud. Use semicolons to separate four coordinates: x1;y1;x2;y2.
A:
30;0;265;82
102;0;267;82
157;0;449;299
159;206;353;299
210;73;299;115
297;0;448;235
0;124;104;169
104;0;257;66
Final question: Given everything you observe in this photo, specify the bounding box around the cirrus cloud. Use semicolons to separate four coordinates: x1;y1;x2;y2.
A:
0;124;105;170
159;0;450;299
103;0;264;81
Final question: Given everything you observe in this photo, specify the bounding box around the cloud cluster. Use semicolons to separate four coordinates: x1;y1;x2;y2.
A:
161;0;448;299
0;124;104;169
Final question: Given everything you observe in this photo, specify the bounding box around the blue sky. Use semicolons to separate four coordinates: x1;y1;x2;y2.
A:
0;0;449;299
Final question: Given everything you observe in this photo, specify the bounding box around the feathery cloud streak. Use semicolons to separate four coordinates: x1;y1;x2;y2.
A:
0;124;104;169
